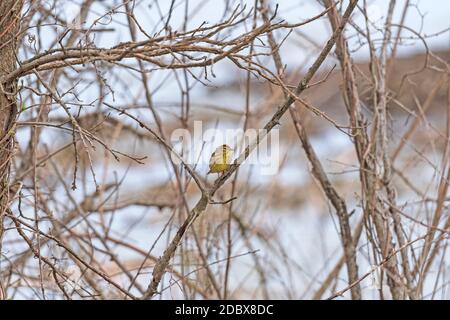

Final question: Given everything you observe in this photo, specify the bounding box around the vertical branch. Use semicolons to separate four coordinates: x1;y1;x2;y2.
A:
260;0;361;300
291;105;362;299
223;0;259;299
323;0;406;299
376;0;417;299
414;50;450;295
0;0;23;299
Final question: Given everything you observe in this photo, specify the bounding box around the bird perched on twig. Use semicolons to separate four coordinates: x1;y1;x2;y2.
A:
207;144;233;177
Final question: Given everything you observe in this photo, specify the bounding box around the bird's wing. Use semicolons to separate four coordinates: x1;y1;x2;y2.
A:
209;150;217;167
209;148;226;166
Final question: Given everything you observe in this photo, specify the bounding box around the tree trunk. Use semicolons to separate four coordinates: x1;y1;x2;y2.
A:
0;0;23;298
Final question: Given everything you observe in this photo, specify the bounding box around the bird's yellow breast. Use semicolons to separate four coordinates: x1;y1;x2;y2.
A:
209;163;229;173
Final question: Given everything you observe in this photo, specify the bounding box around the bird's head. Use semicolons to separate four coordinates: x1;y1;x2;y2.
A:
221;144;233;151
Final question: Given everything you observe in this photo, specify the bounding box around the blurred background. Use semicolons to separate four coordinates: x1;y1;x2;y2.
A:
2;0;450;300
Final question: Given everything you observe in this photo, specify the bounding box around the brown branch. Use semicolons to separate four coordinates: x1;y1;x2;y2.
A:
260;0;360;300
141;0;360;300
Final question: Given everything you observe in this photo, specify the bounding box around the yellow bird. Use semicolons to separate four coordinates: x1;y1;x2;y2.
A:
207;144;233;176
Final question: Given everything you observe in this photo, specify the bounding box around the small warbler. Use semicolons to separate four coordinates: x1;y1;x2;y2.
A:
207;144;233;176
